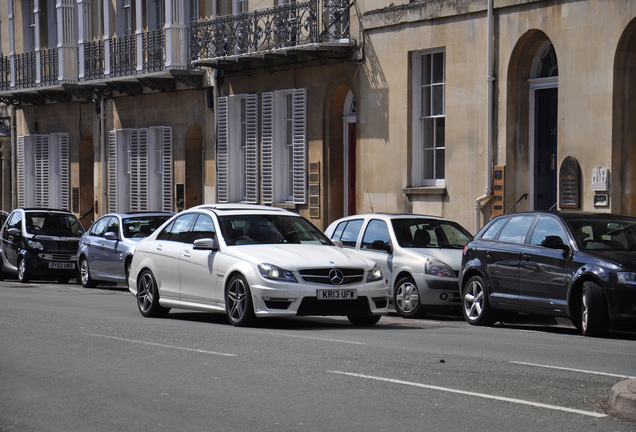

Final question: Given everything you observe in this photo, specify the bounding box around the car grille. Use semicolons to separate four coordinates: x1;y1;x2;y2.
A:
298;268;365;285
38;239;80;252
296;297;371;316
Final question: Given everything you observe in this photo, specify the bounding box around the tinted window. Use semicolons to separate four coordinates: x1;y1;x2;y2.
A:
391;218;472;249
90;217;112;237
219;214;331;245
332;219;364;248
361;220;390;249
190;215;216;243
122;215;172;238
480;217;508;240
530;216;567;246
567;216;636;251
26;212;84;236
497;215;535;244
6;212;23;231
156;214;197;243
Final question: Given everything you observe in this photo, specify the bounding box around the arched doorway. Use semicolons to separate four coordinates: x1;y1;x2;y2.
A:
325;81;355;225
185;124;204;209
343;90;357;216
613;18;636;216
79;132;94;229
529;42;559;210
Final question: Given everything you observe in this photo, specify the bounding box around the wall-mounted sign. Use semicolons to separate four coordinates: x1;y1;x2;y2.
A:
592;166;609;192
559;156;580;209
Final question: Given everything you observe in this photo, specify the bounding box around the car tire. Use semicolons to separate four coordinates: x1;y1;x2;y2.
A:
79;258;97;288
136;269;170;318
581;281;609;337
462;275;496;326
225;274;256;327
348;314;381;326
17;257;30;283
393;276;423;318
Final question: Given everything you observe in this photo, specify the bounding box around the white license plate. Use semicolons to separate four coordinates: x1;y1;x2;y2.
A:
317;289;358;300
49;262;75;270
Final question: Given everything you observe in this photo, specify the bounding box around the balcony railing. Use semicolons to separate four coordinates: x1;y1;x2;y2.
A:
84;40;105;80
0;56;10;91
15;52;36;89
144;29;165;73
40;47;59;86
110;34;137;77
190;0;350;62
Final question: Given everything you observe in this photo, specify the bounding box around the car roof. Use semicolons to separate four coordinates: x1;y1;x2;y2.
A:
18;208;75;214
103;211;174;218
190;204;295;215
332;213;450;222
492;211;636;221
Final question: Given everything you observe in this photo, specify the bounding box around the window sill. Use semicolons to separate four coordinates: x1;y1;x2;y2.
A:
272;202;297;210
403;187;447;196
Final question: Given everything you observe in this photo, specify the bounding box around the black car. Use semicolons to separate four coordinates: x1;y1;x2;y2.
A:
0;208;85;283
459;211;636;336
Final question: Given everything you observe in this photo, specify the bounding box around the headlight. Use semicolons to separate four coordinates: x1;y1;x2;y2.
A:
425;259;455;278
258;263;297;283
367;264;383;282
27;240;44;250
618;272;636;284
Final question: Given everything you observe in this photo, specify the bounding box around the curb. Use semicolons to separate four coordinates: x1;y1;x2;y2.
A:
609;379;636;421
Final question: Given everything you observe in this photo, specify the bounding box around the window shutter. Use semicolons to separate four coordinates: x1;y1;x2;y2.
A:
17;136;27;208
35;135;49;208
58;133;70;210
217;96;229;203
107;130;118;212
160;126;173;212
292;88;307;204
245;94;258;204
261;92;274;204
48;133;70;210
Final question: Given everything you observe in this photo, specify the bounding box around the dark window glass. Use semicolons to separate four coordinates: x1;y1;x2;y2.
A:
530;216;567;246
361;220;391;250
497;215;535;244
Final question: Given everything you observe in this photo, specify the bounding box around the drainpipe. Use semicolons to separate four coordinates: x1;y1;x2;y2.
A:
475;0;495;233
100;96;106;217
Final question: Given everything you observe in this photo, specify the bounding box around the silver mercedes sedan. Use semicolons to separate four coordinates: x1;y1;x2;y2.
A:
128;204;389;326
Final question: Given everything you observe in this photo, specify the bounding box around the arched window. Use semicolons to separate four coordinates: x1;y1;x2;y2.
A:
531;42;558;79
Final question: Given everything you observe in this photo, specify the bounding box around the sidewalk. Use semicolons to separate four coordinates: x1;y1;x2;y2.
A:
610;379;636;421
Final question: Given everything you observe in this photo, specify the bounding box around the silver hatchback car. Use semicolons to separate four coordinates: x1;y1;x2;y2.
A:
78;212;173;287
325;214;473;317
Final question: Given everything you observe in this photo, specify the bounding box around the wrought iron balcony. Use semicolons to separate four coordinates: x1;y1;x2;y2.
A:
191;0;353;67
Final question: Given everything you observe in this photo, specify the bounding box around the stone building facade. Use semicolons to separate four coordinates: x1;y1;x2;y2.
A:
1;0;636;233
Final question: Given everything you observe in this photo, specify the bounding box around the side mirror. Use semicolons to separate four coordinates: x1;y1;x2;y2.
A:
541;235;570;252
331;239;344;248
7;227;20;236
104;232;119;241
371;240;392;254
193;237;219;251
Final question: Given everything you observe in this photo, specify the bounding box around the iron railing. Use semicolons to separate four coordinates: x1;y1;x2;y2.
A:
15;52;36;89
144;29;165;73
40;47;59;86
84;40;105;80
0;56;10;91
190;0;350;62
110;34;136;77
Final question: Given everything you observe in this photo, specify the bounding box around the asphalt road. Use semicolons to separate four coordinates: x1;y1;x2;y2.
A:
1;280;635;432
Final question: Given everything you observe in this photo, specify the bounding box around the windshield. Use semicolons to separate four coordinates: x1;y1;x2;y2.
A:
219;214;332;246
566;217;636;251
390;218;473;249
122;215;172;238
26;213;85;237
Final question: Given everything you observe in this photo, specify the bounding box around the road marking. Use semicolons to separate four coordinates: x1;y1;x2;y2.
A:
328;370;608;418
510;361;636;379
86;333;237;357
262;332;366;345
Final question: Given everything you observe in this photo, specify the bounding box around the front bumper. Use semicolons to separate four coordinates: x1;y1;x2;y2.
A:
250;280;389;317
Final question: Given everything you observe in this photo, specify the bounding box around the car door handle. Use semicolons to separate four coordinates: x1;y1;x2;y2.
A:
486;252;494;258
183;250;191;258
522;254;531;261
155;245;163;251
